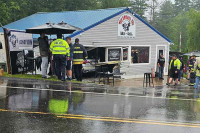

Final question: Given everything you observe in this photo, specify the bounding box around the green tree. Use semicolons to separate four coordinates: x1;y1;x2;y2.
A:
174;0;192;15
99;0;131;8
169;12;190;52
154;1;190;52
0;1;9;25
187;9;200;51
64;0;100;10
0;0;132;25
154;1;175;43
130;0;148;18
192;0;200;10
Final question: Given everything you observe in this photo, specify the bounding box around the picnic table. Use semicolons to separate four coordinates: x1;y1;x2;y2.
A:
95;61;120;85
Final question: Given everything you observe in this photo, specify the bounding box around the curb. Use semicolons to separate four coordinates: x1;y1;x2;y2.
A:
0;76;107;87
0;76;61;84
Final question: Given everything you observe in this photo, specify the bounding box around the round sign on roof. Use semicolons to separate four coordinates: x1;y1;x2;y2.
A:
118;14;136;38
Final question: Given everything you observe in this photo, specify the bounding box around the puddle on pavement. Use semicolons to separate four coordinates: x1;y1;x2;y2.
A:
0;79;200;123
1;79;200;99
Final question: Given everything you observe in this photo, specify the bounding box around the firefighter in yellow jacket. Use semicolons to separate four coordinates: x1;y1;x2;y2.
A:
50;34;70;81
73;38;88;81
167;54;181;86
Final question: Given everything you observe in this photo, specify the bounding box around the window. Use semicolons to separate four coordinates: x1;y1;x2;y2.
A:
131;47;149;64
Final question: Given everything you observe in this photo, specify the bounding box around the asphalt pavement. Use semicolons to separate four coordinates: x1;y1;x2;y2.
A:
0;78;200;133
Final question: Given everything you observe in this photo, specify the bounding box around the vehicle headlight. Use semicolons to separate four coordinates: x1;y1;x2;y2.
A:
90;61;96;65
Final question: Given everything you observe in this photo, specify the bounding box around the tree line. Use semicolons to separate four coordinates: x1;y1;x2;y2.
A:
0;0;199;52
152;0;200;52
0;0;130;25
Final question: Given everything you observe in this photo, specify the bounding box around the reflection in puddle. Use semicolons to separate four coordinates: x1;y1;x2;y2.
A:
0;79;200;124
1;80;86;115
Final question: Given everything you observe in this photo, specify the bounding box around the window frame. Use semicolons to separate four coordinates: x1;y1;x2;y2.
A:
122;47;129;62
105;47;122;62
129;45;151;65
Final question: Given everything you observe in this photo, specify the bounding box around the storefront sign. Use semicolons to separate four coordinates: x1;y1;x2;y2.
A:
108;48;121;61
5;30;34;74
8;31;33;51
118;14;136;38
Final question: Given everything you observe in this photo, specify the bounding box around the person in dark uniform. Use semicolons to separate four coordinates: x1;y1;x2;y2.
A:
167;54;181;86
157;54;165;80
72;38;88;81
189;55;196;86
131;50;138;63
178;56;184;83
194;57;200;89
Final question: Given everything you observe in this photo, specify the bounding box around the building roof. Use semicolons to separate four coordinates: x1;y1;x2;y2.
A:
0;7;172;43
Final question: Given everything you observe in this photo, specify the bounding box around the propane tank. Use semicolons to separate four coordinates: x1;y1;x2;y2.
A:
152;68;155;78
0;69;4;76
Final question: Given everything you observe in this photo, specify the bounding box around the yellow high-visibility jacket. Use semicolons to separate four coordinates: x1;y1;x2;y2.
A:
194;57;200;76
169;59;181;70
50;39;70;56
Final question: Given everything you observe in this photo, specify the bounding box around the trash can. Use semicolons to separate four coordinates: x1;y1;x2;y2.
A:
0;63;7;72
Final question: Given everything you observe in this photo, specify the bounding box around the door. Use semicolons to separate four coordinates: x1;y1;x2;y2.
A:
157;46;167;75
159;50;164;58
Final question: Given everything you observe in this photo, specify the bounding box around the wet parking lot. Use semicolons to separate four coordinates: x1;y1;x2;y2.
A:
0;79;200;133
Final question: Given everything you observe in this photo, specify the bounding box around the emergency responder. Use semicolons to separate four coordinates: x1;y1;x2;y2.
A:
73;38;88;81
166;54;181;86
66;37;73;80
50;34;70;81
194;57;200;89
187;56;192;80
157;54;165;80
38;33;50;79
188;55;196;86
178;56;184;83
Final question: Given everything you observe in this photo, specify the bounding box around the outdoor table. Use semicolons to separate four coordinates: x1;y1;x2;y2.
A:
95;61;119;85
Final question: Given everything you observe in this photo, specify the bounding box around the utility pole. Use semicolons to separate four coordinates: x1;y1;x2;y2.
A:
179;32;182;52
152;0;155;23
3;28;11;74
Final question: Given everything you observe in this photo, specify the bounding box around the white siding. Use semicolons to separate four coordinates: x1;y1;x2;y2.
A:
0;33;6;63
72;12;169;78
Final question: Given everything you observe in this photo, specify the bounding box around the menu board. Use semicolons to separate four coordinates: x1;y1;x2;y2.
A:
8;31;33;51
108;48;121;61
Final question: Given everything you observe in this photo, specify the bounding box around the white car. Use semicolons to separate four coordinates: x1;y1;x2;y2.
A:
82;59;97;73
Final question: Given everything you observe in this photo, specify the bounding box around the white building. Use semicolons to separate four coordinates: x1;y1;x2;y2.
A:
0;7;172;78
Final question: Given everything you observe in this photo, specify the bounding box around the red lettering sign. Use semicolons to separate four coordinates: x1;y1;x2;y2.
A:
131;20;134;25
119;15;134;25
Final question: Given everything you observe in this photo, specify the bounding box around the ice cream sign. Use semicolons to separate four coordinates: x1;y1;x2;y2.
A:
118;14;136;38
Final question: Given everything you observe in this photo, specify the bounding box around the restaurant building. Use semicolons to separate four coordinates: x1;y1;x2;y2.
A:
0;7;172;78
